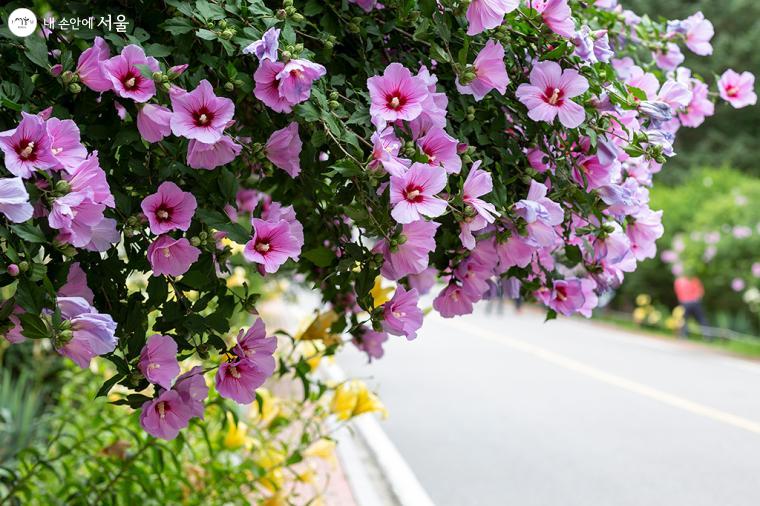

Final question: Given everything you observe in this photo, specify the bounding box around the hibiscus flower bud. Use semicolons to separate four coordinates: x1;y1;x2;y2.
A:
69;83;82;94
61;70;75;84
18;261;29;272
460;69;477;85
276;9;287;19
638;100;672;123
224;82;235;92
54;179;71;194
7;264;19;277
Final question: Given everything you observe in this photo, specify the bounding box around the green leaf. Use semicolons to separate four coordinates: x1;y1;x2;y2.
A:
196;0;226;21
627;85;647;102
303;0;324;16
10;223;46;243
295;102;320;122
196;29;218;41
162;18;195;35
146;277;168;306
19;314;49;340
327;159;362;177
218;168;239;201
95;374;125;398
180;254;216;290
302;246;335;267
429;42;450;63
145;43;173;57
24;35;48;69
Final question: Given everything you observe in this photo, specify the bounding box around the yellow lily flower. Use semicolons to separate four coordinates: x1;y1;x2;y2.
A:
303;438;336;461
370;276;394;307
223;411;248;450
330;380;387;420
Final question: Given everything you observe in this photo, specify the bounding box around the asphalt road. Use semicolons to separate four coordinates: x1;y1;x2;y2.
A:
338;304;760;506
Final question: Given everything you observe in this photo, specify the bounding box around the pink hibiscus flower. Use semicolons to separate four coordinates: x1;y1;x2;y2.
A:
373;220;440;280
64;152;115;208
684;12;714;56
382;285;424;340
433;283;475;318
466;0;519;36
46;118;87;172
275;59;327;104
141;181;197;235
416;127;461;174
147;236;201;277
187;135;242;170
55;297;118;368
367;63;429;124
254;60;292;113
514;180;564;247
215;358;273;404
243;218;302;273
456;40;510;101
75;36;112;93
233;318;277;370
0;112;58;178
242;27;280;62
516;61;589;128
140;389;193;440
102;44;159;102
718;70;757;109
137;104;173;143
170;80;235;143
138;334;181;389
59;262;95;304
389;163;448;224
535;0;575;38
48;191;106;248
0;177;33;223
265;122;302;177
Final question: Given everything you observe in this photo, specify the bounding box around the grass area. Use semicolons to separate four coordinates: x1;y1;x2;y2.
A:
595;313;760;360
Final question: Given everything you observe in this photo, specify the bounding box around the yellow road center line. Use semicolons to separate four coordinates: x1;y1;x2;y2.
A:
444;318;760;435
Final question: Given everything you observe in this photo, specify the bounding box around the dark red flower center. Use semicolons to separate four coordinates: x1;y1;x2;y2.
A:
122;70;141;90
15;139;36;161
155;206;171;222
555;285;568;301
156;401;168;419
193;106;215;127
255;241;271;253
725;85;738;97
543;87;564;106
386;92;406;110
404;184;424;203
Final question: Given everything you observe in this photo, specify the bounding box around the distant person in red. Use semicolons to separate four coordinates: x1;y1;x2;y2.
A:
674;275;708;337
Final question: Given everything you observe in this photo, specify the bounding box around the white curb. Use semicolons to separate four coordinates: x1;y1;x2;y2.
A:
323;362;436;506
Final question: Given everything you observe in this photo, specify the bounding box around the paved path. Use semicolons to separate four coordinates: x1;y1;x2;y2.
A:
338;305;760;506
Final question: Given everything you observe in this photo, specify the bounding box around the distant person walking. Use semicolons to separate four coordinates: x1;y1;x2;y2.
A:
674;275;708;338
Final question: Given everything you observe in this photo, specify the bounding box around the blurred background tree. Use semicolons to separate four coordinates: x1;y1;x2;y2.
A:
626;0;760;181
614;168;760;335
